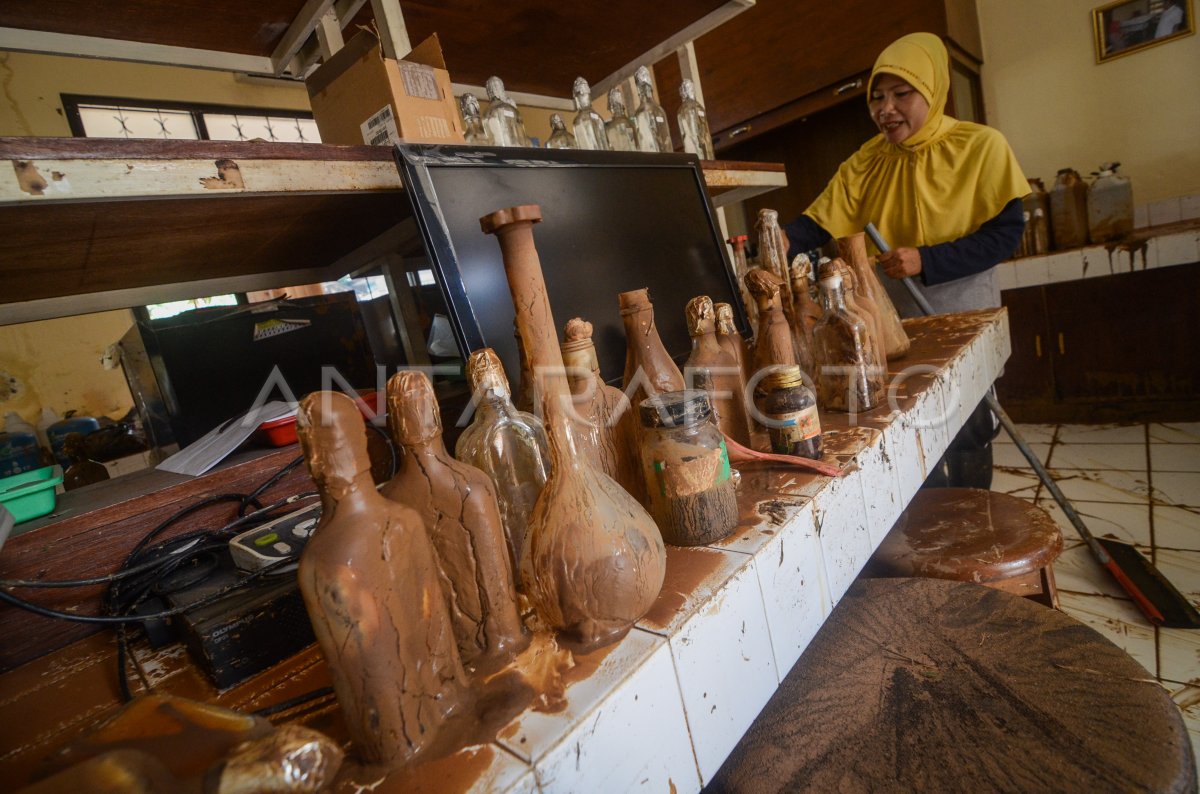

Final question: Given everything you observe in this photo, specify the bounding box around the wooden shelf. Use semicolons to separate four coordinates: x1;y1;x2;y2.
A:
0;137;784;324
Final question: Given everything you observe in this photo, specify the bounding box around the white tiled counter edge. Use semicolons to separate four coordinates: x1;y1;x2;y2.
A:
473;311;1012;794
995;224;1200;292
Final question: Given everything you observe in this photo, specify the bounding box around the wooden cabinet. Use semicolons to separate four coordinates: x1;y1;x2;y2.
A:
997;264;1200;423
654;0;983;150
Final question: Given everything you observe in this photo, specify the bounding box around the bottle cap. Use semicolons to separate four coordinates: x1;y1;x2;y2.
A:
762;365;805;392
639;389;712;429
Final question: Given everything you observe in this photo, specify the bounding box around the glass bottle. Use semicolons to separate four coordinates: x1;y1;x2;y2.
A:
1050;167;1089;250
829;257;886;375
561;317;641;500
813;270;884;412
381;370;527;666
483;76;531;148
545;112;576;149
456;347;550;573
638;390;738;546
715;301;752;387
761;365;822;459
619;287;686;409
683;295;752;447
632;65;672;153
605;86;639;151
480;202;666;653
296;391;467;765
788;253;824;376
745;267;798;387
756;208;795;325
571;76;609;151
1025;177;1053;254
836;232;909;360
459;93;492;145
677;79;714;160
727;233;757;330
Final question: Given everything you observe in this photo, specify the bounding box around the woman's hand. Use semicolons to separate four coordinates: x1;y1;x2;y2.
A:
878;247;923;278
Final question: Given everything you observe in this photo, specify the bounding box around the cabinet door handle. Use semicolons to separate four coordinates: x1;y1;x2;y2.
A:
1035;335;1042;357
834;79;863;96
1058;333;1065;355
728;125;752;139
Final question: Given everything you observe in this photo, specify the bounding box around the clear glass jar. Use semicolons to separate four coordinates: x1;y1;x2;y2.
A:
761;366;822;459
459;93;492;145
638;390;738;546
605;86;640;152
483;76;531;147
545;113;576;149
632;65;672;153
677;79;714;160
571;76;609;150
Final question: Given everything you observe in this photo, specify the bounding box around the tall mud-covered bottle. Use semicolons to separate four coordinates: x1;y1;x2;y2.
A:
296;392;467;765
619;287;686;409
836;232;909;360
683;295;752;447
745;267;798;386
756;209;794;321
481;204;666;652
714;302;752;406
382;371;527;667
561;317;641;499
727;234;757;330
456;347;550;573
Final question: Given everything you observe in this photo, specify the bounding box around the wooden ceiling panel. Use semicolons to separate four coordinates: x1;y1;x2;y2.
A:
1;0;731;97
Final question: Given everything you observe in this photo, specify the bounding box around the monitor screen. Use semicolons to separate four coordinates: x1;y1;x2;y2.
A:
395;145;746;386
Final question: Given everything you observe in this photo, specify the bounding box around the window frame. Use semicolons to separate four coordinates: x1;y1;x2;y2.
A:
61;94;316;141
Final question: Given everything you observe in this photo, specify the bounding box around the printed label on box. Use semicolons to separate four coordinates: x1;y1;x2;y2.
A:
415;116;452;139
361;105;401;147
398;61;441;100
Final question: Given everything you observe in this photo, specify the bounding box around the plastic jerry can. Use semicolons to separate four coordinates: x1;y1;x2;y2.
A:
1088;162;1134;243
1050;168;1089;250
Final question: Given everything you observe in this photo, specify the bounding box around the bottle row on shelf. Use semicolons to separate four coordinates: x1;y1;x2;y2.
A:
460;66;714;159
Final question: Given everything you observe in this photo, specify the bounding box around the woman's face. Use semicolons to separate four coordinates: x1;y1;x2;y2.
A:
868;74;930;144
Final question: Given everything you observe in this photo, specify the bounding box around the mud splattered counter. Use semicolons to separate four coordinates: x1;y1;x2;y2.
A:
0;309;1011;793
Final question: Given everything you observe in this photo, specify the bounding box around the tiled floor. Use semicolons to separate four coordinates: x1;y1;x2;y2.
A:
993;421;1200;762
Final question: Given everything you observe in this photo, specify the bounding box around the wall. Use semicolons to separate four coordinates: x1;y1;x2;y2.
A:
977;0;1200;204
0;51;316;426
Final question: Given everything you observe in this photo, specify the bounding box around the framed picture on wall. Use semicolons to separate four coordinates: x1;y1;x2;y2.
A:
1093;0;1195;62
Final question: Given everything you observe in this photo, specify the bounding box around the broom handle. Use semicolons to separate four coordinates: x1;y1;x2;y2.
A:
864;223;1111;565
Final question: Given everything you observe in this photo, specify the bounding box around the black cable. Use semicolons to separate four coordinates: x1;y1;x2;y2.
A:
0;559;294;624
253;686;336;719
0;539;227;589
239;454;305;516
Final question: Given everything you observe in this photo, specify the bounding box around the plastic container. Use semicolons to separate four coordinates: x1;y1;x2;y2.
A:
0;465;63;524
256;414;299;447
1050;168;1089;250
0;430;42;478
1088;162;1133;243
46;414;101;468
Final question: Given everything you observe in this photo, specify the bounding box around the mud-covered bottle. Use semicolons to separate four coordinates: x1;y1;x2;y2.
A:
761;365;822;459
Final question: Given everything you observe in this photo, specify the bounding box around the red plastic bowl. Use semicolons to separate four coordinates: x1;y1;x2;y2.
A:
256;414;298;447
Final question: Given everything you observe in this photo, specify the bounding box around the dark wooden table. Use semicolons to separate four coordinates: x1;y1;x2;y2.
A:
710;577;1196;793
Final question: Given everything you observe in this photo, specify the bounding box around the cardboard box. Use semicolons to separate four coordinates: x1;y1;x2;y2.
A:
306;30;465;146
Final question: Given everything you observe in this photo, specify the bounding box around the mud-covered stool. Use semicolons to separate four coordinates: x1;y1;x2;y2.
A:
709;578;1196;793
865;487;1064;607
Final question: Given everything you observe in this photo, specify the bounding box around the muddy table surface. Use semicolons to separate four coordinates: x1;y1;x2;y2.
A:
710;577;1196;793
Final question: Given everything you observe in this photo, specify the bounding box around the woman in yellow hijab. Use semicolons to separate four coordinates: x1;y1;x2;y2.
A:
785;32;1028;316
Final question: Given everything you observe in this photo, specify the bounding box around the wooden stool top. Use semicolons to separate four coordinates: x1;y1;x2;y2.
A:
709;578;1195;793
870;488;1064;583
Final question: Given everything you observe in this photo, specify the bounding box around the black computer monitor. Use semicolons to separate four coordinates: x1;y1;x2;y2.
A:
395;144;746;386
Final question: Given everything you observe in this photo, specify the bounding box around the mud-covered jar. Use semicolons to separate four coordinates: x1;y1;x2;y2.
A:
761;365;822;460
638;390;738;546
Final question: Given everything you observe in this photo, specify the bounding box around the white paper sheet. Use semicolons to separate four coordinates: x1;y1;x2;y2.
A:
156;401;297;477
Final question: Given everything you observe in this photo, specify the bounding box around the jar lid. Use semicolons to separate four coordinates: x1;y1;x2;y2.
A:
639;389;712;429
763;365;805;392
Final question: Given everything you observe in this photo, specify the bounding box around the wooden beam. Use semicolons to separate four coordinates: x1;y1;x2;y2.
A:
369;0;412;59
0;27;274;75
676;40;706;106
592;0;756;97
315;9;345;58
450;83;574;111
271;0;337;75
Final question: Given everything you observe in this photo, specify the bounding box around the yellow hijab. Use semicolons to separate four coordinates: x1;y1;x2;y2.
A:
805;32;1028;251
